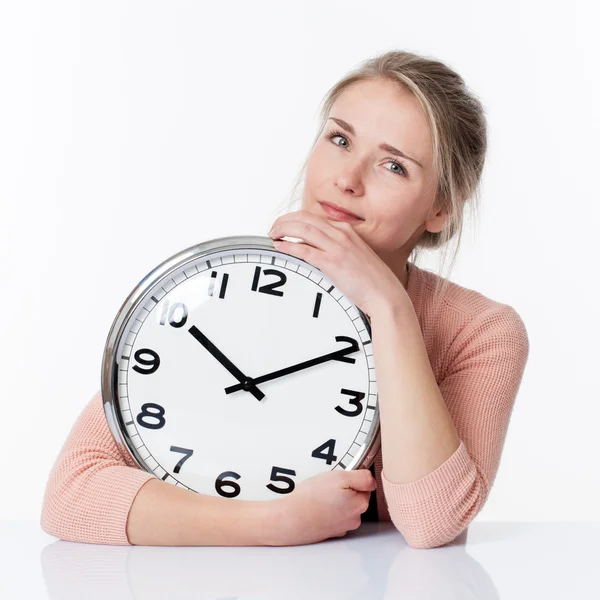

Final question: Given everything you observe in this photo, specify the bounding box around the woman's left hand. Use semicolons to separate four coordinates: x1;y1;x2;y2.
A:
268;210;404;318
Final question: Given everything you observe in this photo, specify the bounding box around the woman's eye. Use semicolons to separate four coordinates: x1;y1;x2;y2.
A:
329;134;348;147
384;160;407;176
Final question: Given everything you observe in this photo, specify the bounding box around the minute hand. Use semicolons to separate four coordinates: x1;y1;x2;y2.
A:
223;336;360;395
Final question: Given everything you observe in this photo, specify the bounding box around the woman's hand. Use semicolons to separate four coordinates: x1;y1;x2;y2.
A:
271;468;377;546
269;210;403;318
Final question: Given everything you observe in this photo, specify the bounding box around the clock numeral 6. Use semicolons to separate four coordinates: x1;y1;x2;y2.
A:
215;471;242;498
136;402;166;429
251;266;287;297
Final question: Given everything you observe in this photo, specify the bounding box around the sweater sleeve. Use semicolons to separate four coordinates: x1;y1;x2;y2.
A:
380;303;530;549
40;389;157;545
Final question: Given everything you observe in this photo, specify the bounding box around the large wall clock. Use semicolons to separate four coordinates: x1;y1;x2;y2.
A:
102;235;381;501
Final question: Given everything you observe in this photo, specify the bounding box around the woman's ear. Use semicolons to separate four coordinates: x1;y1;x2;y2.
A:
424;205;449;234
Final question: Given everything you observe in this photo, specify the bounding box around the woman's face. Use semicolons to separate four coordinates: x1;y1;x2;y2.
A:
301;77;446;272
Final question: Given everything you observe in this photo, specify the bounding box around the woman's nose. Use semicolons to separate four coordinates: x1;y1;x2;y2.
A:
335;162;365;195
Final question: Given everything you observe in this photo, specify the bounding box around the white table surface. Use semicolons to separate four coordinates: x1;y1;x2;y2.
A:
1;520;598;599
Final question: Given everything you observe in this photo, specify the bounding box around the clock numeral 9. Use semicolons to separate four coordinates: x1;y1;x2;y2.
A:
132;348;160;375
251;266;287;297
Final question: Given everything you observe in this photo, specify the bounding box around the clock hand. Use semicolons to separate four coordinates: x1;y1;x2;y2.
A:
188;325;265;401
224;336;360;395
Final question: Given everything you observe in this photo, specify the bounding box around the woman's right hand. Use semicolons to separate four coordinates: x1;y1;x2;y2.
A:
272;467;378;546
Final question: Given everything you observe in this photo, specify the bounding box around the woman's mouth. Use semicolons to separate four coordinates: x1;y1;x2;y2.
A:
318;201;364;222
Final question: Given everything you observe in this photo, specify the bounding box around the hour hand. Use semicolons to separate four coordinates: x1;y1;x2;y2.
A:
188;325;265;401
224;335;360;394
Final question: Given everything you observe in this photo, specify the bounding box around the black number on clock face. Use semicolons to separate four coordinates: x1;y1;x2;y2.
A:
158;300;188;328
170;445;194;474
136;402;166;429
335;389;366;417
208;270;229;299
266;466;297;494
251;266;287;297
213;467;298;498
313;292;323;318
132;348;160;374
332;335;360;364
311;439;338;465
215;471;242;498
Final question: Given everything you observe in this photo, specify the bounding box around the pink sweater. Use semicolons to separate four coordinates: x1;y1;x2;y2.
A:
40;261;530;548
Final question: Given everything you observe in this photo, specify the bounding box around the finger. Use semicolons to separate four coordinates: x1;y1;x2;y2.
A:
271;220;337;253
345;469;375;492
272;238;319;265
271;210;354;245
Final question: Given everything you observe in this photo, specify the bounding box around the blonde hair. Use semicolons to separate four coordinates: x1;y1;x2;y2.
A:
273;49;488;303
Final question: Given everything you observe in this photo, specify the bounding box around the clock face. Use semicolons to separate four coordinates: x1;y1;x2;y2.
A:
108;242;379;501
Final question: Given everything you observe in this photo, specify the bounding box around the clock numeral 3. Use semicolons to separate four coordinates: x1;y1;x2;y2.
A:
136;403;166;429
158;300;188;328
335;389;366;417
132;348;161;374
311;438;338;465
251;266;287;297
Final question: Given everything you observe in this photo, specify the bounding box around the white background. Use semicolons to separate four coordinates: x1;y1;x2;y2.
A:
1;0;598;522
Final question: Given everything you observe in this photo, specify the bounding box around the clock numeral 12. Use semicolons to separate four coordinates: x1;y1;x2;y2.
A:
251;266;287;297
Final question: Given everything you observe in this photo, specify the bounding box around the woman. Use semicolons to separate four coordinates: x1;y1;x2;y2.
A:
40;50;529;549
